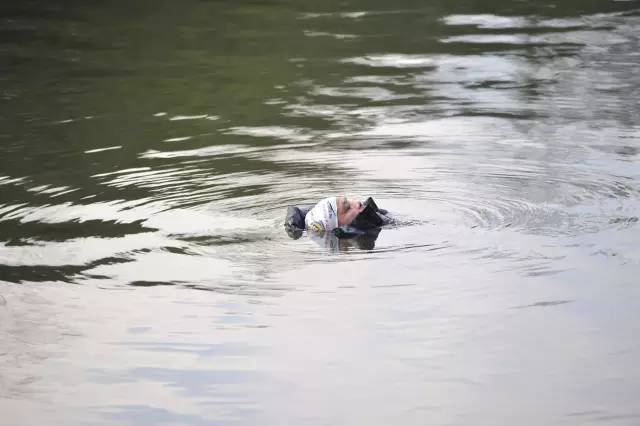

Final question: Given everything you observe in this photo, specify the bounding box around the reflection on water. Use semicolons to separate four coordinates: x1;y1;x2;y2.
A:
1;0;640;424
307;227;383;252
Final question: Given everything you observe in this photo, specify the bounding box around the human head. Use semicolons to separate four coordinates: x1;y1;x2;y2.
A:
305;195;365;233
336;195;365;227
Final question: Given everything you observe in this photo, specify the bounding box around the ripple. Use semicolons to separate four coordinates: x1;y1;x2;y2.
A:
85;146;122;154
299;9;419;20
0;176;26;186
140;144;253;159
225;126;314;142
169;114;209;121
26;184;76;195
163;136;192;143
441;14;585;30
0;199;162;225
342;54;437;68
442;9;640;30
312;85;416;102
300;11;369;20
442;14;531;29
513;300;573;309
303;31;358;40
441;30;629;46
0;232;178;268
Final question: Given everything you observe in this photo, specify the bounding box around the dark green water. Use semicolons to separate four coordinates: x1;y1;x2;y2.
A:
1;1;640;424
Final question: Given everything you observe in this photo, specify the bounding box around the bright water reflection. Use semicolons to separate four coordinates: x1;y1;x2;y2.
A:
1;0;640;424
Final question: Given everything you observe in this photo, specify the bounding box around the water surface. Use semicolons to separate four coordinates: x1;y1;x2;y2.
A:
1;0;640;425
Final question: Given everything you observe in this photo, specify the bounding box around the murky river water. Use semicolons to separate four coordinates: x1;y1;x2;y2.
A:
1;1;640;424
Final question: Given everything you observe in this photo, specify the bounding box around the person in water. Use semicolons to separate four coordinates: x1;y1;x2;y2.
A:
284;195;390;250
305;196;365;233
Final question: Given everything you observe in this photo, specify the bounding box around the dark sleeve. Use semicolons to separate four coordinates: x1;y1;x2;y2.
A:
375;211;391;225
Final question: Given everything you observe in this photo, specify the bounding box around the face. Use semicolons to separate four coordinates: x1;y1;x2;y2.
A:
337;195;365;226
